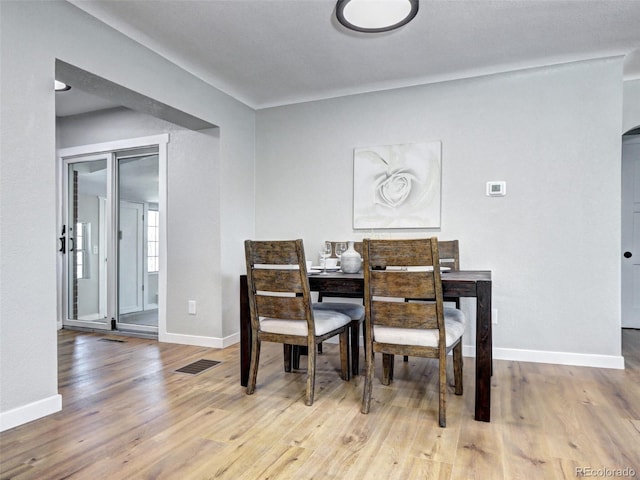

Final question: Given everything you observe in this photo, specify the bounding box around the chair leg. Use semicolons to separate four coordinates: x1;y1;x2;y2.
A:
382;353;394;385
350;320;360;376
453;342;463;396
361;350;374;414
292;345;300;370
438;352;447;427
339;329;350;381
283;344;292;372
305;341;316;406
246;334;261;395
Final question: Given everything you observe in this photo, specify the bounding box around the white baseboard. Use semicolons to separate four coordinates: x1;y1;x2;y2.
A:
0;394;62;432
160;332;625;370
159;331;240;349
462;345;625;369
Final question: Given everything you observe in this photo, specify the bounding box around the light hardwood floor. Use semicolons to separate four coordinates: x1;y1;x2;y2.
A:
1;329;639;479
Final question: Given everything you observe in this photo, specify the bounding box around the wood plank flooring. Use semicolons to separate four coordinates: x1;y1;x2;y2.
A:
1;329;639;479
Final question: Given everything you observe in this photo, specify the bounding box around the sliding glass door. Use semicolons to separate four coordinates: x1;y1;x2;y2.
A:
61;148;159;334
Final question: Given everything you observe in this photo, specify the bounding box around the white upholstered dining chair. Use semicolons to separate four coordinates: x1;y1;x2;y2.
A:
361;238;466;427
244;239;351;405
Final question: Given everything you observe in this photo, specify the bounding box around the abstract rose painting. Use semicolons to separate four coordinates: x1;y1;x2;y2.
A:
353;141;441;229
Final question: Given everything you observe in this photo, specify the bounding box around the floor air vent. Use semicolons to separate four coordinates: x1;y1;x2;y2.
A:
99;338;127;343
175;359;221;375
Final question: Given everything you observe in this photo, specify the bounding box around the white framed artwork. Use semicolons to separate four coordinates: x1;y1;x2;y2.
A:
353;141;442;229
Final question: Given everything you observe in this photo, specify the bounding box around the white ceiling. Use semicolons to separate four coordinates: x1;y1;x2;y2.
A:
59;0;640;114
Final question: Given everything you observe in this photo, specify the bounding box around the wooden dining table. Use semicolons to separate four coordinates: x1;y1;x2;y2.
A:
239;269;493;422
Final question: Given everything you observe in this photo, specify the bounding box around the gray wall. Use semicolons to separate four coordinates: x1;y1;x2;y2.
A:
256;58;625;364
0;1;254;430
623;78;640;133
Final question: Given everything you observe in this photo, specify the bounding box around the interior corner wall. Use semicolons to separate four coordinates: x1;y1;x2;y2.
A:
623;79;640;132
1;0;255;429
255;58;624;365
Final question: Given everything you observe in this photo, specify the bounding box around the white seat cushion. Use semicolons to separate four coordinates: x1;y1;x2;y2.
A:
373;307;466;348
312;302;364;320
260;309;351;336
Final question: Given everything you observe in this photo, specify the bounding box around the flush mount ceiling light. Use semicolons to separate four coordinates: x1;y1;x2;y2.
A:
55;80;71;92
336;0;418;33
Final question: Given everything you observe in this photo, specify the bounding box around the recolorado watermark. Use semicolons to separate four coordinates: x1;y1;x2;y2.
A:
576;466;637;478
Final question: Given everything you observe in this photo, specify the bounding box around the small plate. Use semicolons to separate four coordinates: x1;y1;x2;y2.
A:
385;266;451;272
308;268;322;275
314;266;340;272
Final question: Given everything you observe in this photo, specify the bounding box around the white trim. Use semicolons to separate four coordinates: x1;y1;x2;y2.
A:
462;345;625;369
157;139;168;341
0;395;62;432
159;331;240;349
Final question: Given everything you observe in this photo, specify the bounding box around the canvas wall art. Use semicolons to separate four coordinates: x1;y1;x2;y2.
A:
353;141;441;229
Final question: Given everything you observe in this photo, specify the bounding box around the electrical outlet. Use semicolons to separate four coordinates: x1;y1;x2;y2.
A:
188;300;197;315
492;308;498;325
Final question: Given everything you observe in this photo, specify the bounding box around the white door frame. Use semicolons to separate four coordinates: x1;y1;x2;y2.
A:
57;134;168;335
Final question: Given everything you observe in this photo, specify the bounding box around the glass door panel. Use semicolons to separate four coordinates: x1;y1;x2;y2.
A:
65;157;110;329
116;153;159;333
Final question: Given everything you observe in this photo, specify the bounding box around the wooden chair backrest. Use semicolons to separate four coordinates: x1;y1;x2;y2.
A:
437;240;459;271
244;239;313;332
363;238;445;335
328;241;363;257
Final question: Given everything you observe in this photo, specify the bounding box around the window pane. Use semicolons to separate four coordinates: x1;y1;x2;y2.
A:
147;211;159;273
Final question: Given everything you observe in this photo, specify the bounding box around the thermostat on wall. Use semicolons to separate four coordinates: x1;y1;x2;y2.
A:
486;181;506;196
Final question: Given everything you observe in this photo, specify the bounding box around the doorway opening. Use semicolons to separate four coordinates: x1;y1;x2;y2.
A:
59;136;167;337
622;126;640;365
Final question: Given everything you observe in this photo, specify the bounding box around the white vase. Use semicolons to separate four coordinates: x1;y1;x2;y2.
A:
340;241;362;273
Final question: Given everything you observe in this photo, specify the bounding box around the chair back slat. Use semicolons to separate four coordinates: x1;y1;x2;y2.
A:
371;301;439;329
252;269;304;293
249;240;301;265
438;240;459;271
369;270;435;299
256;295;307;320
366;239;434;268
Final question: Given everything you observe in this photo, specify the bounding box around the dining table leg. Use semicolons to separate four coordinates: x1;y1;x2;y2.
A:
475;279;492;422
240;275;250;387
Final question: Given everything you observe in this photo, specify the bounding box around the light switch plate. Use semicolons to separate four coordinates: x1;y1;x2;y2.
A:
486;181;506;196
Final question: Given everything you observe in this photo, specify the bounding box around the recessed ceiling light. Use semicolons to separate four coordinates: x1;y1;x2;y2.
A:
336;0;419;33
55;80;71;92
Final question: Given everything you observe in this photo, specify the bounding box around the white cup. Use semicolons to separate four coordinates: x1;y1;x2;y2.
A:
306;260;313;270
322;258;338;269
